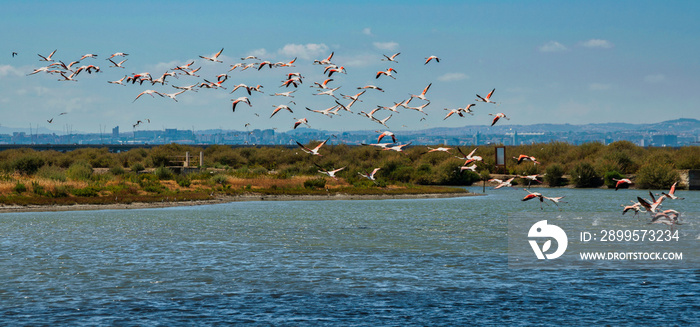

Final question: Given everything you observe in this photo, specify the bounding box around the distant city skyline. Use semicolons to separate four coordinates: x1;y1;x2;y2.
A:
1;1;698;133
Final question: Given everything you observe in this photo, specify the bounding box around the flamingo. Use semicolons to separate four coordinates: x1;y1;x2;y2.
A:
522;188;545;209
311;78;334;89
27;66;51;76
427;146;452;153
305;104;339;118
316;164;345;180
108;75;128;85
513;154;540;165
637;192;666;213
621;202;644;216
357;85;384;92
489;113;509;126
461;104;476;115
410;83;432;101
276;57;297;67
107;58;128;68
79;53;98;60
612;178;632;190
200;48;224;62
241;55;260;60
460;164;478;172
405;102;430;115
492;177;515;189
230;84;253;95
38;49;57;62
382;52;401;62
341;90;365;102
172;61;195;71
518;175;543;188
358;168;382;181
372;114;393;127
476;88;497;104
257;60;273;70
57;71;78;82
382;142;412;154
377;131;397;143
270;104;293;118
162;90;186;102
293;118;310;129
661;181;685;200
313;51;334;65
231;97;252;112
296;138;330;156
326;66;346;77
376;68;398;79
107;52;129;59
47;118;53;123
358;107;382;120
172;84;200;92
424;55;440;64
543;196;567;208
133;90;164;102
456;147;482;162
443;108;464;120
313;86;341;99
270;90;297;97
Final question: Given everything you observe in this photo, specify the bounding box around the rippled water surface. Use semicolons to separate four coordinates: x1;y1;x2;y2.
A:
1;187;698;325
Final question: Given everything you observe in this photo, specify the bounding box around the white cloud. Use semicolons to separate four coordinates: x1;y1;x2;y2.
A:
362;27;372;36
581;39;613;49
249;48;272;59
589;83;612;91
644;74;666;83
277;43;329;60
437;73;468;82
373;41;399;51
0;65;24;77
539;41;568;52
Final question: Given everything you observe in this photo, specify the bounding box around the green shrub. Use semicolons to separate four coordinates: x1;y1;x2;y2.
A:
37;165;67;182
31;181;45;196
176;175;191;187
636;162;679;189
130;162;145;173
570;162;601;188
109;165;125;175
304;178;326;189
544;164;565;187
212;174;229;185
155;166;174;180
66;161;93;181
71;186;99;197
13;182;27;193
11;155;45;175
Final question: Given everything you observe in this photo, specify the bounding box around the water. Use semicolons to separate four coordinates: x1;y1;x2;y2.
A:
0;188;698;326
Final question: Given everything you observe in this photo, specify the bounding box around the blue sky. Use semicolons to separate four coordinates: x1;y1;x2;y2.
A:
1;0;698;134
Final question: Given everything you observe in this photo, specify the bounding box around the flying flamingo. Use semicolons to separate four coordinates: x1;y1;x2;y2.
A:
133;90;164;102
612;178;633;190
313;52;334;65
424;55;440;64
489;113;509;126
376;68;398;79
427;146;452;153
518;175;543;188
38;49;57;62
372;114;393;127
293;118;310;129
231;97;252;112
108;75;128;85
382;142;412;154
358;168;382;181
513;154;540;165
637;192;666;213
296;138;330;156
270;104;293;118
357;85;384;92
410;83;432;101
311;78;334;89
491;177;515;189
107;52;129;59
200;48;224;62
522;188;545;209
443;108;464;120
79;53;98;60
315;164;345;180
476;88;497;104
460;164;478;172
382;52;401;62
377;131;397;143
543;196;567;208
107;58;128;68
661;181;685;200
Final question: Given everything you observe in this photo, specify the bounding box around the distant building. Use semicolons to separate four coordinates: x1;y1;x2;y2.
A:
652;134;677;147
112;126;119;138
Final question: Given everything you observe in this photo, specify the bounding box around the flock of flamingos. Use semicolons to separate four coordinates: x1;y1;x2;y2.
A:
22;48;684;228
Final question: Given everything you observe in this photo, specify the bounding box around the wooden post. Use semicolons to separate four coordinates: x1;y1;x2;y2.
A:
185;151;189;168
199;151;203;168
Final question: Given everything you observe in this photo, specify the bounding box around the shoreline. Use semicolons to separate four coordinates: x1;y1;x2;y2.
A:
0;191;481;213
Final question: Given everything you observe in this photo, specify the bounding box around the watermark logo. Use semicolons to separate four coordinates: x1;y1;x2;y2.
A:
528;220;568;259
